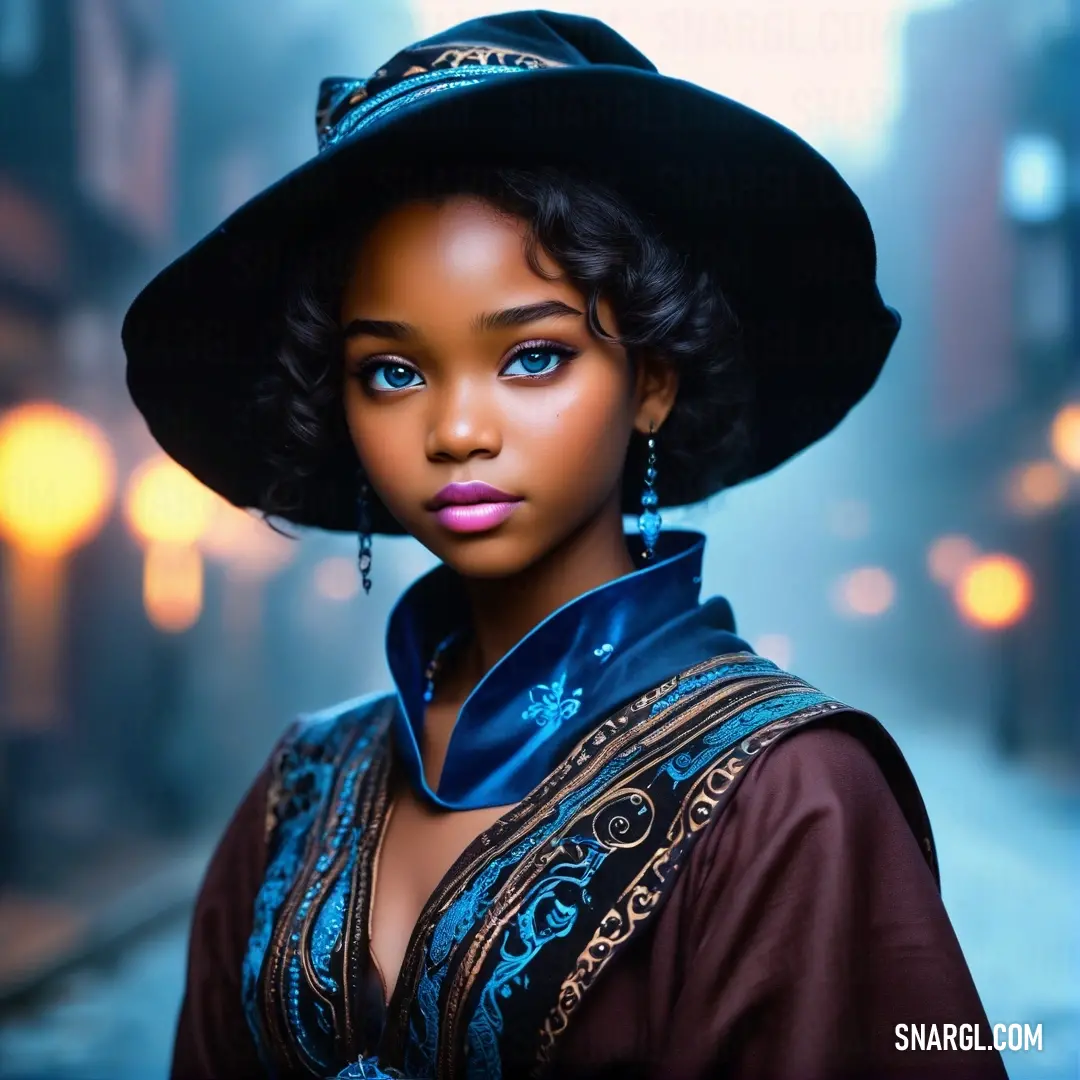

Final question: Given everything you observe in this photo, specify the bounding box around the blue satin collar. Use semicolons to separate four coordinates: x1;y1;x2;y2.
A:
385;529;750;809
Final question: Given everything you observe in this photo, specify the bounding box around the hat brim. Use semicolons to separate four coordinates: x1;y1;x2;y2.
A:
123;64;900;534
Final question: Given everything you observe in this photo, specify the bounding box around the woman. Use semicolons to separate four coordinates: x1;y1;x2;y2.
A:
123;12;1006;1080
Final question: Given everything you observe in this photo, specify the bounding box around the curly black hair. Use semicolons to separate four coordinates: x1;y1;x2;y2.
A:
253;163;753;532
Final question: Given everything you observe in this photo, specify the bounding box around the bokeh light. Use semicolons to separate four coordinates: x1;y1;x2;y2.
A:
199;496;297;581
1049;403;1080;472
927;534;980;586
1005;460;1069;514
198;496;265;561
752;633;793;669
124;457;214;547
832;566;897;617
143;541;204;633
0;401;116;556
954;554;1033;630
1001;133;1069;223
313;556;360;602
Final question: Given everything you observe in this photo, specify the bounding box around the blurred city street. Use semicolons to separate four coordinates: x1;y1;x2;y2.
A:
2;0;1079;1078
0;708;1077;1080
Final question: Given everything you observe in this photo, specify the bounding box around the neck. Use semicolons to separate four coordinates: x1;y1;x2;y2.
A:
453;500;636;693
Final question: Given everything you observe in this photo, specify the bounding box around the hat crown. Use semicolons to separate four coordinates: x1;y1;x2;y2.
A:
409;10;657;71
316;10;656;148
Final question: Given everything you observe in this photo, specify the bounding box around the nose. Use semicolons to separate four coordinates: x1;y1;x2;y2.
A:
424;378;502;462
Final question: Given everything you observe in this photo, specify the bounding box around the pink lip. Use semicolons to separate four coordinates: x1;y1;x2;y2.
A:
427;481;520;510
434;501;521;533
426;481;523;534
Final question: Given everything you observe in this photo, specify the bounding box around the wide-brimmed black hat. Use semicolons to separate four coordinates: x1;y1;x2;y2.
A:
123;8;900;535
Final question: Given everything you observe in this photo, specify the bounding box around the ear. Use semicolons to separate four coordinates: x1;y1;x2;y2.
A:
632;353;679;435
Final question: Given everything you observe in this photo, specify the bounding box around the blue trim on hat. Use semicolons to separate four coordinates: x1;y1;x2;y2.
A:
321;64;532;149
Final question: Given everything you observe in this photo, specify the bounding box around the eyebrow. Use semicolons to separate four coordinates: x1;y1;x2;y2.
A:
342;299;583;340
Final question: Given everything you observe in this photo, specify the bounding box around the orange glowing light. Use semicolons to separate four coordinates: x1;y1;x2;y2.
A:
1;547;65;729
143;541;203;633
313;556;360;602
954;554;1033;630
1006;460;1068;514
1049;403;1080;471
198;496;260;560
199;496;296;581
832;566;896;617
927;534;980;586
0;401;116;555
124;457;214;546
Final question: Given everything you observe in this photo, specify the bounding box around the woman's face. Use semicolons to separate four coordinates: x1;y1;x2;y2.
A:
340;195;671;579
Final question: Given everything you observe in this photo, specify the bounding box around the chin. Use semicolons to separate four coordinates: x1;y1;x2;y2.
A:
426;530;549;581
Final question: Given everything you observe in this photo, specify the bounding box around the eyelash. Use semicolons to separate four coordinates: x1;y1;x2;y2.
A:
352;339;579;394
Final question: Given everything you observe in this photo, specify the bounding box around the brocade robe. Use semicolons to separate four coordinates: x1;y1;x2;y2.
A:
171;533;1005;1080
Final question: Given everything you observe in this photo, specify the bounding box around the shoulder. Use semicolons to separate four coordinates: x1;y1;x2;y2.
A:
740;717;904;810
279;689;397;757
271;690;397;780
683;655;939;881
266;689;397;823
684;715;937;899
184;691;398;973
195;691;396;883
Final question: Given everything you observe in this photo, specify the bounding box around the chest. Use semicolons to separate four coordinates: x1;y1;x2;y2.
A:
248;661;832;1078
367;696;514;1001
368;785;512;1003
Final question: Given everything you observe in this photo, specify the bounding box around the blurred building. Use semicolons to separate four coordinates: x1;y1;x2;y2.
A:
0;0;175;892
894;0;1080;767
1;2;416;1003
0;0;171;400
1001;9;1080;764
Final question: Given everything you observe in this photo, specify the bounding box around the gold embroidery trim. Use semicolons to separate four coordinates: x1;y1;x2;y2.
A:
436;664;813;1073
533;704;848;1071
444;679;801;1037
429;45;565;69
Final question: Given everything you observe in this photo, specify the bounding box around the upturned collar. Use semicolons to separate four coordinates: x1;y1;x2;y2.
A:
385;530;749;809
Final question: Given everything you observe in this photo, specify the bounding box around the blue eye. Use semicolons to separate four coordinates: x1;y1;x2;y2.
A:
367;362;423;391
502;345;575;378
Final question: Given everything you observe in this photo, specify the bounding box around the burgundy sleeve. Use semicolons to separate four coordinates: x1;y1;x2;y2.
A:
170;762;273;1080
659;723;1008;1080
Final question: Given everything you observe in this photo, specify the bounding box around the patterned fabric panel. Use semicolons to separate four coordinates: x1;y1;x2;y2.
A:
245;693;397;1078
249;657;932;1080
382;656;860;1080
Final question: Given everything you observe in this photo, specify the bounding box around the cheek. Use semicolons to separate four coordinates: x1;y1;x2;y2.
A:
504;365;633;480
343;397;422;507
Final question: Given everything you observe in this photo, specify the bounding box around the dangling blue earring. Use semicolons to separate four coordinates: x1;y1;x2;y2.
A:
638;422;661;560
356;470;373;594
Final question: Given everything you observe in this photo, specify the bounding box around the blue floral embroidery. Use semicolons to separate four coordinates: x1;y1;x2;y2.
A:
592;643;614;662
521;672;583;726
242;693;392;1074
